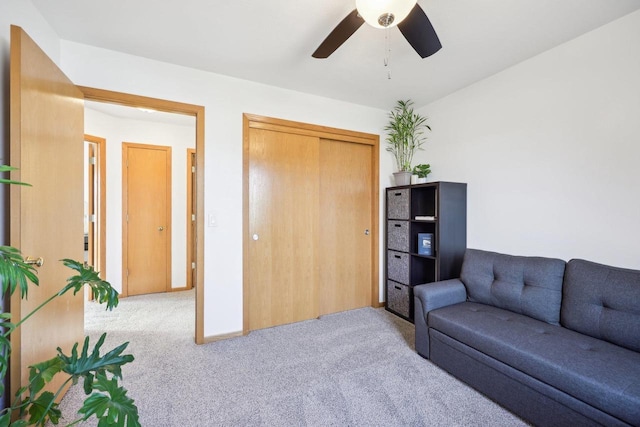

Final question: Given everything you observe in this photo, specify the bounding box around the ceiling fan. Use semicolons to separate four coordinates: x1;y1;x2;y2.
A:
312;0;442;59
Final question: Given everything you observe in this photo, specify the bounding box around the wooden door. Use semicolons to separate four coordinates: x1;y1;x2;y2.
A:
319;139;373;315
247;129;320;330
9;25;85;399
122;143;172;296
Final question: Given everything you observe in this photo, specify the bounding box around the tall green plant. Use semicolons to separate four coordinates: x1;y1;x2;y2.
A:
384;100;431;172
0;165;139;427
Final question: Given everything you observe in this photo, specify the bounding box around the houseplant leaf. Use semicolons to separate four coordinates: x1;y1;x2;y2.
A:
59;259;119;311
384;100;431;173
0;246;39;298
25;391;61;426
0;165;31;187
78;373;140;427
27;357;66;396
58;334;134;395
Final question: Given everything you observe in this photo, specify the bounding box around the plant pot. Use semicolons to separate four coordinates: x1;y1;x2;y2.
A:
417;177;428;184
393;171;412;186
411;174;419;185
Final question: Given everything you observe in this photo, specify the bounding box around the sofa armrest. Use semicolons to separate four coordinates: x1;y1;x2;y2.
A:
414;279;467;359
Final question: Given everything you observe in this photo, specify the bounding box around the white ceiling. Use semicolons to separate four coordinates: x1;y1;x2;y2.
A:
33;0;640;110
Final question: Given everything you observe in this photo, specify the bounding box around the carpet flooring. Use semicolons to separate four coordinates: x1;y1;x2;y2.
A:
55;290;526;426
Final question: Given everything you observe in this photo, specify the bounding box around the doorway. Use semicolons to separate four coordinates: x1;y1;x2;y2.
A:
122;142;172;296
84;134;106;283
80;86;206;344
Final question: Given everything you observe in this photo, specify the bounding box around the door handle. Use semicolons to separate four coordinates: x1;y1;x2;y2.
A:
25;256;44;267
158;226;165;231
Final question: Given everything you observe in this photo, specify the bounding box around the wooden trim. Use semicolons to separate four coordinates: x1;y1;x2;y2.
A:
242;116;251;335
186;148;196;289
9;25;24;403
79;86;200;116
80;86;206;345
84;134;107;282
121;145;129;297
202;330;244;344
244;113;377;145
242;113;380;334
194;108;205;345
370;134;381;306
166;147;172;292
170;286;190;292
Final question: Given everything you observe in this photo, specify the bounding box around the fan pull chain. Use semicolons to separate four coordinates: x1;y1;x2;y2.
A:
384;28;392;79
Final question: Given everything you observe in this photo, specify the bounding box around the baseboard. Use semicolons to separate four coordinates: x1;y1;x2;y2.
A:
373;301;385;308
170;286;192;292
201;330;244;344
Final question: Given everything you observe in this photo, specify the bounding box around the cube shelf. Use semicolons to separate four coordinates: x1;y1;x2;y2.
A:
384;182;467;322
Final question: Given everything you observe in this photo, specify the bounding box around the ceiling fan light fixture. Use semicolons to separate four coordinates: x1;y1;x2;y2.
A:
356;0;417;29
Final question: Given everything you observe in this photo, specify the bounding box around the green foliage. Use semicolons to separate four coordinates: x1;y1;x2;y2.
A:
59;334;132;394
0;166;139;427
412;164;432;178
1;314;14;399
24;392;60;426
25;358;66;397
0;166;31;187
385;100;431;172
0;246;39;299
59;260;119;311
78;373;139;427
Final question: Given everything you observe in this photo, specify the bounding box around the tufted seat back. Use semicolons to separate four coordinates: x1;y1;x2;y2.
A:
561;259;640;352
460;249;566;325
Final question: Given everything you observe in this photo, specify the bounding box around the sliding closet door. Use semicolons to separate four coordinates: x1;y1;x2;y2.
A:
244;114;379;333
319;139;373;315
247;128;320;330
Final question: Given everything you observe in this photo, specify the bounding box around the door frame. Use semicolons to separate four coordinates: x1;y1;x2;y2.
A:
186;148;196;289
242;113;380;334
84;134;107;282
79;86;206;344
122;142;172;296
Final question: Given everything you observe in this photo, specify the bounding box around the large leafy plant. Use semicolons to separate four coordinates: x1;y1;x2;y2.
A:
0;165;139;427
385;100;431;172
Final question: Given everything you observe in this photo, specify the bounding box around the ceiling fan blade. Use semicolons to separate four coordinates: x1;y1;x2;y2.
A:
398;4;442;58
312;9;365;58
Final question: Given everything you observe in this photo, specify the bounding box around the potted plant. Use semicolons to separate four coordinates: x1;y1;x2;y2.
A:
0;165;139;427
412;164;431;184
385;100;431;186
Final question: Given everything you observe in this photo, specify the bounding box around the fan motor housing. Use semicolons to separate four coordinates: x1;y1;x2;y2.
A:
378;13;395;27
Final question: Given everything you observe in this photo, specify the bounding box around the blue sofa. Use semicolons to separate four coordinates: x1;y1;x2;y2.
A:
414;249;640;426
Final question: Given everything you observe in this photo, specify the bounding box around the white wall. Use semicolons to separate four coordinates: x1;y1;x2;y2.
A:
59;41;390;338
11;0;638;341
416;10;640;269
0;1;61;245
84;108;196;292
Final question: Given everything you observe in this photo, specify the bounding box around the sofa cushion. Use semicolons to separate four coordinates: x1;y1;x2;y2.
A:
561;259;640;352
428;302;640;425
460;249;566;325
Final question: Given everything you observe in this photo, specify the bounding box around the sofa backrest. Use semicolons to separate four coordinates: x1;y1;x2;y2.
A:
460;249;566;325
561;259;640;352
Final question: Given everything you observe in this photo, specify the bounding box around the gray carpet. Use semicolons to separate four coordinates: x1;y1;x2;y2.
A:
56;290;526;426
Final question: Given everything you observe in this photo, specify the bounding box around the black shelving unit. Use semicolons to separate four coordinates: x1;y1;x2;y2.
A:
385;181;467;322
